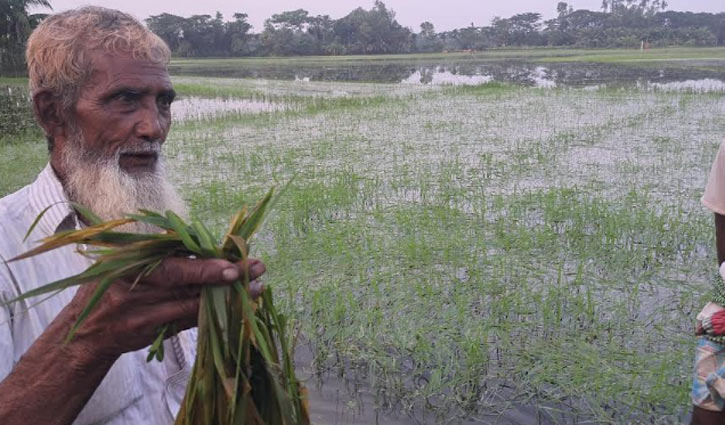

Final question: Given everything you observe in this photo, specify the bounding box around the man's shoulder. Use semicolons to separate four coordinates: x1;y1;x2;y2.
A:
0;184;34;232
0;184;35;258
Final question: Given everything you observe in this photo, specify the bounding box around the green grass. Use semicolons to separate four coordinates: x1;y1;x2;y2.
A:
2;69;720;423
0;77;28;86
0;141;47;195
534;46;725;63
170;47;725;67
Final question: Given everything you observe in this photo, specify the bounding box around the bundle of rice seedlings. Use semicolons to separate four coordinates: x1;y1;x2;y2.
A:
7;188;310;425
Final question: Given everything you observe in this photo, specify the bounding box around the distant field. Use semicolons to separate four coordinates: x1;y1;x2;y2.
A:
170;46;725;66
2;49;724;423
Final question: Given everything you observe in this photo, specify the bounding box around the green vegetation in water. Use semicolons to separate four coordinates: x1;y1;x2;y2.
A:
2;70;720;423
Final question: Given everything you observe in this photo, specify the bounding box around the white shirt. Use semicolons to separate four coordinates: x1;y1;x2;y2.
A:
703;139;725;215
0;164;195;425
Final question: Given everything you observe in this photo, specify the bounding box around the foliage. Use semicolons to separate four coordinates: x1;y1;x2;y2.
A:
0;0;51;75
3;0;725;66
145;1;725;58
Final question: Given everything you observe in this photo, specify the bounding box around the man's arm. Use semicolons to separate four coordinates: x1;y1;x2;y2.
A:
0;257;265;425
715;213;725;266
0;298;116;425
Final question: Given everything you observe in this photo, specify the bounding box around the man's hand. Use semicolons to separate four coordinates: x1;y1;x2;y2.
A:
0;256;265;425
68;256;266;361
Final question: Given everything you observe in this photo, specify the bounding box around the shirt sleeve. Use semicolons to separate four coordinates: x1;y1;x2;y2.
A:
703;140;725;215
0;264;15;382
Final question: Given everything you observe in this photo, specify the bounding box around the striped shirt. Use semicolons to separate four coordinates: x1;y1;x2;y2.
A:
0;163;195;425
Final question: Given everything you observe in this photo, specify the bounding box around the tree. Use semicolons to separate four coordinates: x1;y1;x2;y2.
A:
601;0;667;17
415;21;442;52
146;13;185;52
228;13;252;56
261;9;320;55
0;0;51;74
557;2;573;18
333;1;412;54
420;21;435;38
140;1;724;57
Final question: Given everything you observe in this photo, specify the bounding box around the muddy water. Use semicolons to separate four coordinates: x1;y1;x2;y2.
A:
295;342;575;425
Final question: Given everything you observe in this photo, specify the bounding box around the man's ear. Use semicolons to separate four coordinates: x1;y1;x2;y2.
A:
33;90;67;141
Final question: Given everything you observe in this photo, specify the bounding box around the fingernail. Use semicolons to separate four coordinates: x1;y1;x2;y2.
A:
222;267;239;282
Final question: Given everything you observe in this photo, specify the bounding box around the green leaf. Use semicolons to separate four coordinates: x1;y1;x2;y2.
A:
166;211;202;254
235;188;274;240
125;213;174;231
10;218;134;262
70;202;103;226
210;286;229;348
65;258;149;341
203;291;230;387
3;258;136;306
192;220;220;257
65;274;115;342
22;203;56;242
147;324;168;362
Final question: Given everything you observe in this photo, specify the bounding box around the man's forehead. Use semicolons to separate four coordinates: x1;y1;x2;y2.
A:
86;50;172;91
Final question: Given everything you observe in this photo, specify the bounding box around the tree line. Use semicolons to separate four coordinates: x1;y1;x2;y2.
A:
1;0;724;74
145;0;725;57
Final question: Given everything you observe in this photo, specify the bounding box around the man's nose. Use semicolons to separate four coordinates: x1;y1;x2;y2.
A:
135;103;164;141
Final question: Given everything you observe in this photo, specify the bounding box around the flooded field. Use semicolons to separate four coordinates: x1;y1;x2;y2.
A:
169;47;725;89
1;48;724;423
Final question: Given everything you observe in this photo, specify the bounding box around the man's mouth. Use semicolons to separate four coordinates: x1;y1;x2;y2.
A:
119;152;158;172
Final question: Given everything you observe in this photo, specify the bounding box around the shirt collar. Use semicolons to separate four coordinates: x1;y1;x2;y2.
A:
27;163;76;239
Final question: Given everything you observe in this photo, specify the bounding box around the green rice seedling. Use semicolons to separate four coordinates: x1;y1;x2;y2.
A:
6;188;309;425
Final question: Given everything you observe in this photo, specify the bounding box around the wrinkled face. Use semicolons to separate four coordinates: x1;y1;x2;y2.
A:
69;51;176;174
49;51;187;230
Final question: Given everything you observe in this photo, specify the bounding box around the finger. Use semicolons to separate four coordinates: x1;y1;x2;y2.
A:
239;258;266;281
249;279;264;299
145;257;241;287
124;297;201;333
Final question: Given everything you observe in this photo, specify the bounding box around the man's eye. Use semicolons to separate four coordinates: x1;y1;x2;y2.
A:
158;95;174;110
115;92;140;106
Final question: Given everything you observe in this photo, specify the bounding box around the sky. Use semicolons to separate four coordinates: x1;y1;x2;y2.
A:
30;0;725;32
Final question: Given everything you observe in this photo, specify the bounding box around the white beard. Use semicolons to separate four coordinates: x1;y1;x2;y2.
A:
60;131;187;234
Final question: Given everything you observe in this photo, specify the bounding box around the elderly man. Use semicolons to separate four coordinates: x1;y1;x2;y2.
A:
0;7;264;425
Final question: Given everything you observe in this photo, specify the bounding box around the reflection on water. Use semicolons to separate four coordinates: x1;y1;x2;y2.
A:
645;78;725;93
400;66;725;91
401;68;492;86
169;58;725;91
530;66;556;88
